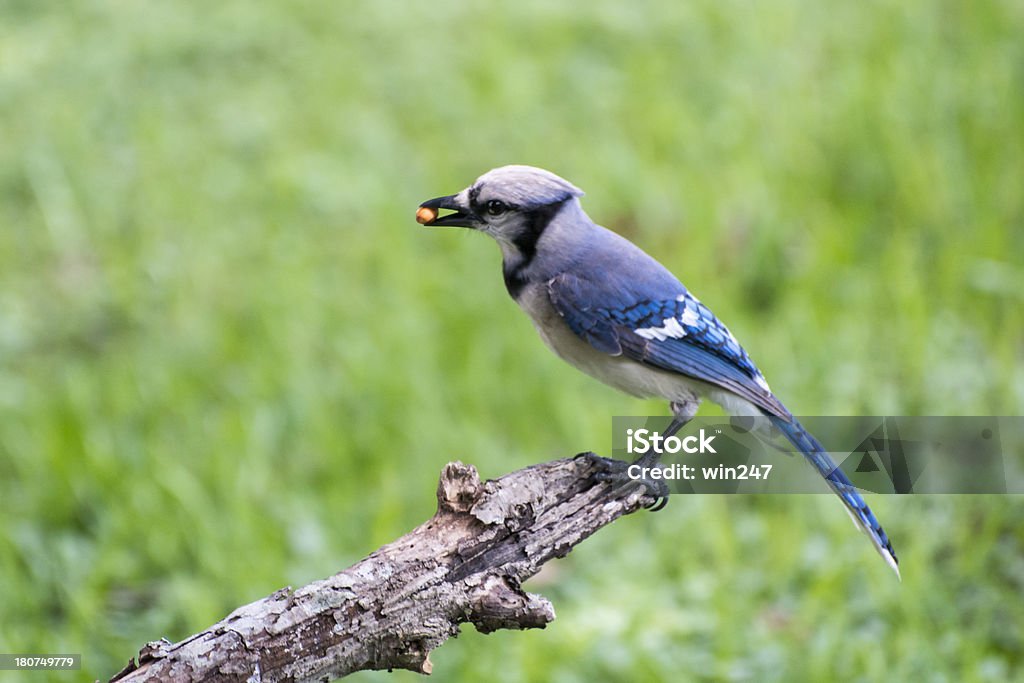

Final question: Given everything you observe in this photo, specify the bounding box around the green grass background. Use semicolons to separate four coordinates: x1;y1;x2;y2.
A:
1;1;1023;680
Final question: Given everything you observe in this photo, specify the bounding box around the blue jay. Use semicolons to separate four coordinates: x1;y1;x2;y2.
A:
418;165;899;577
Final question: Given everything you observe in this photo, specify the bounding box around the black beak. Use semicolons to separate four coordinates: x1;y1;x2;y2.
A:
418;194;481;228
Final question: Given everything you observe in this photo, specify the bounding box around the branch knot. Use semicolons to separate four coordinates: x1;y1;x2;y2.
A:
436;461;482;513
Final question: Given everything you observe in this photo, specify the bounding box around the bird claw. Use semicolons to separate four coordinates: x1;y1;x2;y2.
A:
576;451;671;511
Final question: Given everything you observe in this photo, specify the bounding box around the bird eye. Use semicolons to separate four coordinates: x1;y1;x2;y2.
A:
485;200;508;216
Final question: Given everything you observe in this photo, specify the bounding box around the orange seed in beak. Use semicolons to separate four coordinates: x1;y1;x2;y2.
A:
416;206;438;225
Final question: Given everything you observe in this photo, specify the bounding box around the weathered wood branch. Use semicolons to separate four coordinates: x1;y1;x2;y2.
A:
111;454;654;682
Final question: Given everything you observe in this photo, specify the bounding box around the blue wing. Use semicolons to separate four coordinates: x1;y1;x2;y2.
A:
546;272;788;418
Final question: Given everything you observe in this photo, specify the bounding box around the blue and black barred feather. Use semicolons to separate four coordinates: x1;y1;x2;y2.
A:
769;415;900;575
602;295;762;381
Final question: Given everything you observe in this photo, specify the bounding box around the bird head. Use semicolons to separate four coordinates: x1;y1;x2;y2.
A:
417;165;584;254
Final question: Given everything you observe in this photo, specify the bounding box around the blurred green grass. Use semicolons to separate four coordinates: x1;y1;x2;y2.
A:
1;0;1022;680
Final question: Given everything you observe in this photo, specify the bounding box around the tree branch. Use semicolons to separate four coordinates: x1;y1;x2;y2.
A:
110;454;653;682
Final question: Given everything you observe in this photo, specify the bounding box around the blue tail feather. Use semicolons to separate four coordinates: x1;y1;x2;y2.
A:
768;414;900;577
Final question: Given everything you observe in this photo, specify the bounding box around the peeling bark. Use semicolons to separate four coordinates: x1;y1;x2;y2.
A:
111;454;653;682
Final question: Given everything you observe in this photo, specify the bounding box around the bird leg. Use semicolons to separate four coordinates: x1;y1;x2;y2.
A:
662;397;701;438
641;397;701;510
579;396;702;511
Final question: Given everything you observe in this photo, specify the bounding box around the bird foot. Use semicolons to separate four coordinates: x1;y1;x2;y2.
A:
576;451;670;511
